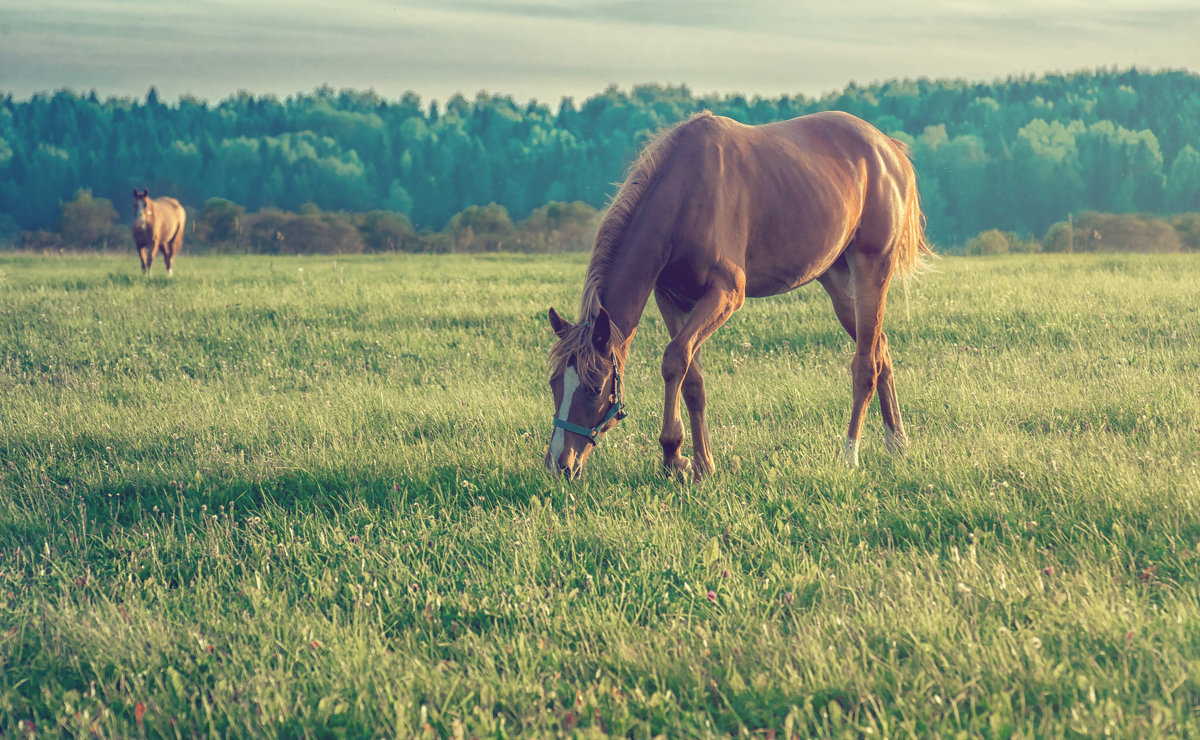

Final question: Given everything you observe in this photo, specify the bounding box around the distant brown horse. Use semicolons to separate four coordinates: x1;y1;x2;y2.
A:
132;188;186;276
546;111;932;480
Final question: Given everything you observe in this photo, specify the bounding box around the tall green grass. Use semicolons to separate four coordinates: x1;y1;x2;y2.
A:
1;252;1198;737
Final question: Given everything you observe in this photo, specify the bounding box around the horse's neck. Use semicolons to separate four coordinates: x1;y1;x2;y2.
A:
595;235;666;343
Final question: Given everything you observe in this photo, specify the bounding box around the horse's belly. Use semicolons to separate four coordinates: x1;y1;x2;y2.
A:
743;244;840;298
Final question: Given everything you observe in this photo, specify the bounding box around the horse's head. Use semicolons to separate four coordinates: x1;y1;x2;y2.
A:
545;306;628;478
132;188;152;228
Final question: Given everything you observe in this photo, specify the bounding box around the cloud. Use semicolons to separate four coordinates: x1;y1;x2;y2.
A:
1;0;1197;104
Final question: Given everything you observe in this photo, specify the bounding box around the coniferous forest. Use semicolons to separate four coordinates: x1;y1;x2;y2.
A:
2;68;1200;249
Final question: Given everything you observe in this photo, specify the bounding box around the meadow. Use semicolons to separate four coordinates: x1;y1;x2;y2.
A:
0;251;1197;738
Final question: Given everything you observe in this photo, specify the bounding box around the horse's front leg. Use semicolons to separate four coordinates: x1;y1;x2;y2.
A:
681;352;714;477
658;351;690;478
658;283;742;481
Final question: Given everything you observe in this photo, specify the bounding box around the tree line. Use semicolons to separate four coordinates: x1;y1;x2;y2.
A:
2;68;1200;246
15;186;1197;257
16;189;602;254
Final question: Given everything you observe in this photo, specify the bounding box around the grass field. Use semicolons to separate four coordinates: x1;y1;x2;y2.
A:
0;251;1198;738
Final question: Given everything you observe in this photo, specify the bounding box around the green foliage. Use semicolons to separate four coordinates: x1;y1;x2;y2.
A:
446;203;515;252
3;69;1200;245
354;210;416;253
966;229;1012;255
965;229;1040;256
1042;222;1073;253
54;189;127;250
240;207;365;255
513;201;602;253
0;253;1198;736
192;197;245;246
1166;145;1200;213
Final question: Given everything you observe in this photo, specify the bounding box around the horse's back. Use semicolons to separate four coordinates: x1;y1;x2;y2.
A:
649;111;920;297
757;111;917;200
155;197;186;223
158;197;186;223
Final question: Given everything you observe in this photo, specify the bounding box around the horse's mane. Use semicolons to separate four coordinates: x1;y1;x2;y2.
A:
548;111;710;386
582;110;711;322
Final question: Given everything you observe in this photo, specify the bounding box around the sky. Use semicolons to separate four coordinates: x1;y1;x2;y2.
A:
1;0;1198;106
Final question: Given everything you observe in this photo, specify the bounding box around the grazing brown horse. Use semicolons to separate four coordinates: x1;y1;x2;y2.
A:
546;110;931;480
132;188;186;276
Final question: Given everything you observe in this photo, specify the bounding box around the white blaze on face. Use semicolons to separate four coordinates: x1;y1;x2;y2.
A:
551;365;582;462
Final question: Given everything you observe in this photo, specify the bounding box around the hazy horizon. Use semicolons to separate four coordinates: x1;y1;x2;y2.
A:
2;1;1198;106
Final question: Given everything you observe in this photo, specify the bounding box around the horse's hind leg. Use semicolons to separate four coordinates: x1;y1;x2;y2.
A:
167;232;183;276
819;257;907;464
655;289;716;479
837;248;900;466
163;246;175;277
875;332;907;453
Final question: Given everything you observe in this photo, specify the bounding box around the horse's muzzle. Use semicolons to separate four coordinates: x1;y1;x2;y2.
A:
545;451;582;480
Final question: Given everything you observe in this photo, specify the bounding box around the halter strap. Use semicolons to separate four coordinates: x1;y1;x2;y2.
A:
552;357;628;445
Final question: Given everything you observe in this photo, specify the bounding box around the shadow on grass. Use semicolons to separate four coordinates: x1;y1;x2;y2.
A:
8;461;565;523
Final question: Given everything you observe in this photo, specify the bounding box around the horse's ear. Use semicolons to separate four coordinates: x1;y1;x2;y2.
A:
548;307;571;339
132;188;139;198
142;188;149;197
590;306;613;354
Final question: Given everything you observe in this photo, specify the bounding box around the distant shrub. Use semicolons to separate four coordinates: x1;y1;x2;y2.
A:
0;214;21;248
965;229;1010;255
1041;222;1073;252
55;189;128;250
446;203;516;253
1170;213;1200;251
240;208;364;255
1040;212;1183;253
354;210;416;252
193;198;246;246
1008;234;1042;253
18;229;64;251
965;229;1039;255
513;201;602;252
411;230;453;254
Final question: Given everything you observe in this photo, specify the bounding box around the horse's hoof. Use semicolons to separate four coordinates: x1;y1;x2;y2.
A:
840;437;860;468
663;456;691;481
885;429;908;455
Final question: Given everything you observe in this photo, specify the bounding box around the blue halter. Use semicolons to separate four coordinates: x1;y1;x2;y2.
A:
552;358;628;445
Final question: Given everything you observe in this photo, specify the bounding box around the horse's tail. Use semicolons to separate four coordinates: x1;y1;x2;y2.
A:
889;137;934;278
